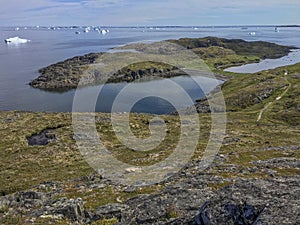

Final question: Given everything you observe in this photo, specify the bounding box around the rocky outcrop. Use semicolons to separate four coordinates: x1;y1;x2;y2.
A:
93;203;129;221
29;53;101;90
107;67;183;83
1;151;299;224
0;194;89;223
27;128;56;146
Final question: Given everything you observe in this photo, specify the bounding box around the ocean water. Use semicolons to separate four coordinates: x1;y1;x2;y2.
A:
225;49;300;73
0;26;299;113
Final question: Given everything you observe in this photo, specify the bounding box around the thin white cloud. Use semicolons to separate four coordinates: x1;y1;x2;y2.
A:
0;0;299;26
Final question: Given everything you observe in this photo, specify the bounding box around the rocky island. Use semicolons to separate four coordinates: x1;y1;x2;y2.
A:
0;38;299;224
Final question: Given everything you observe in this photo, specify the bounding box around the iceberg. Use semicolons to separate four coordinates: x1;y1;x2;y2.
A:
84;27;91;33
5;37;31;44
100;29;109;34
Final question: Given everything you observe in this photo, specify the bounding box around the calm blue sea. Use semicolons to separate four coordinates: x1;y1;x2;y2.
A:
0;26;299;113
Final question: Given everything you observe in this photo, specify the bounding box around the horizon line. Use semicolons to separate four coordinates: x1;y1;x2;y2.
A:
1;24;300;28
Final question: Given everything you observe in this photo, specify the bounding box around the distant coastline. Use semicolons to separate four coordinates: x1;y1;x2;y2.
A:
1;24;299;29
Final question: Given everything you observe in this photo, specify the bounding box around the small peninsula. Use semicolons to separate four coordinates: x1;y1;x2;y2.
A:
29;37;293;90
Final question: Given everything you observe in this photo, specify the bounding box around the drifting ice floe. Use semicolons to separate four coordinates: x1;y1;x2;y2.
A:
5;37;31;44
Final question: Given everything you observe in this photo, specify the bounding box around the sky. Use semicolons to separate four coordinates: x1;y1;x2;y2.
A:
0;0;299;26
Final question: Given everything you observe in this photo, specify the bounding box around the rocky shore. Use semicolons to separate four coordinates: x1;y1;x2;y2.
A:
29;53;185;90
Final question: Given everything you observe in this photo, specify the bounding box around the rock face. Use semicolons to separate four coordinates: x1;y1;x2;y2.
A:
93;203;129;221
0;193;88;223
107;67;183;83
41;198;87;223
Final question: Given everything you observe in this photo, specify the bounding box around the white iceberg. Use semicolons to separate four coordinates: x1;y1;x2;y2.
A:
100;29;109;35
5;37;31;44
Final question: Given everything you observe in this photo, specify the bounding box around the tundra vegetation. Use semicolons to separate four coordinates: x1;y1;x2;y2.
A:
0;38;299;224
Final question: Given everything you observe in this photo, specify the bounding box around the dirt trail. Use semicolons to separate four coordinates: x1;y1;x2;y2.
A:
257;72;291;122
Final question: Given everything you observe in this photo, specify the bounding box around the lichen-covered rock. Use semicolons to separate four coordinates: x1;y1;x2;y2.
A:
93;203;129;221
